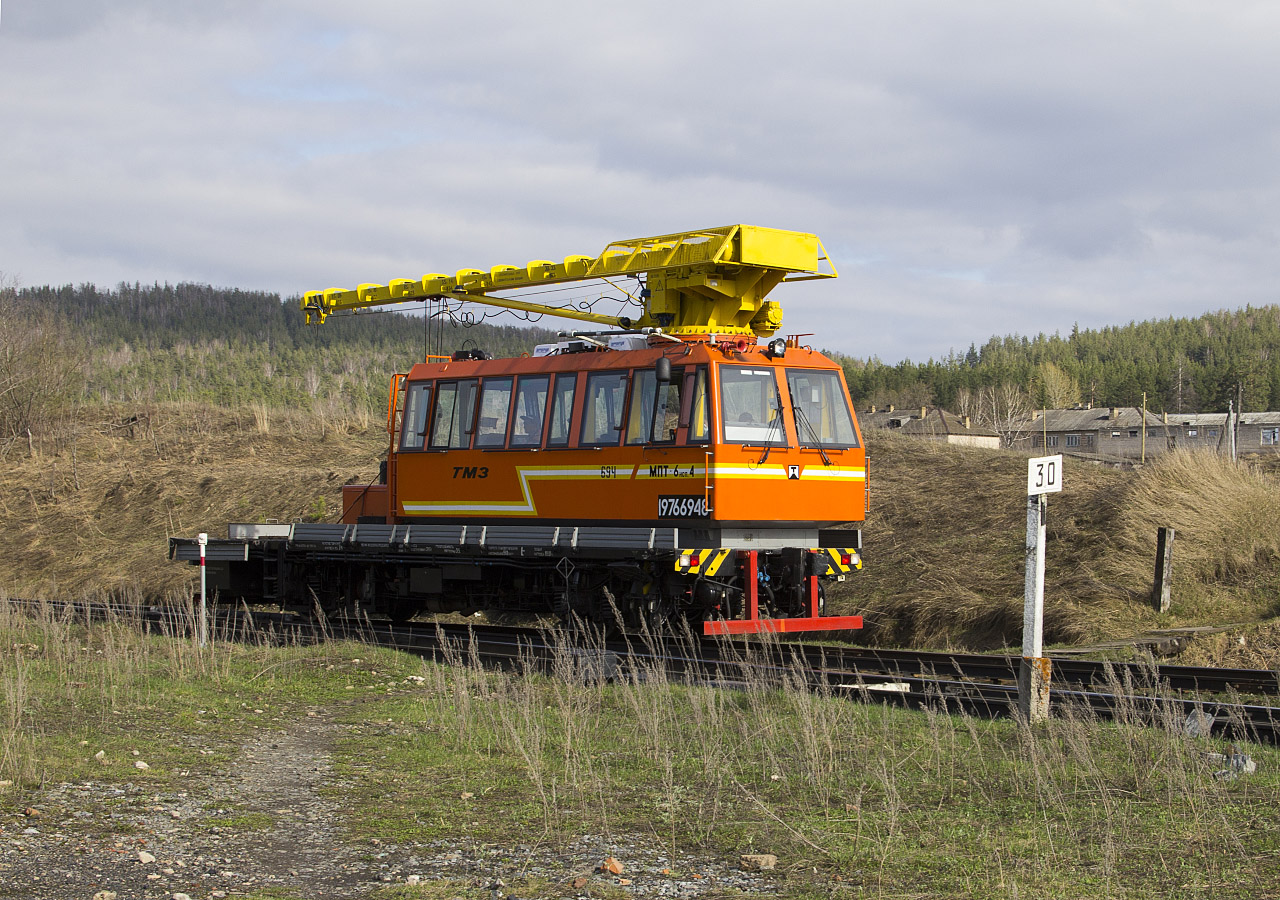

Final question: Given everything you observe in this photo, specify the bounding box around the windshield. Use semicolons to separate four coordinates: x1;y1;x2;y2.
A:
719;366;787;445
785;369;859;448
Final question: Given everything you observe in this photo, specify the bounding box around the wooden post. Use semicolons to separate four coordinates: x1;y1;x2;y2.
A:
1153;527;1175;613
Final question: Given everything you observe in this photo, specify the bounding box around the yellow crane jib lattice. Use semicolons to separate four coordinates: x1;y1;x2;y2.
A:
301;224;837;337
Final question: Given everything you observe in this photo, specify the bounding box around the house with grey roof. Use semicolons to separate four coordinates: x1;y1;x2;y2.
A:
1007;407;1280;461
1163;411;1280;455
860;406;1002;449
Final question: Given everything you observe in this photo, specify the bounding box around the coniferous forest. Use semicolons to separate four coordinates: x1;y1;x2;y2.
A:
12;282;558;417
7;282;1280;441
837;305;1280;414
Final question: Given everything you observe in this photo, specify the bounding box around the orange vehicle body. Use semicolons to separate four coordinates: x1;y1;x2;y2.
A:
345;338;866;534
326;332;866;634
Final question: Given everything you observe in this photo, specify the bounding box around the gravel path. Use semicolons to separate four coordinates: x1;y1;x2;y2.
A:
1;711;786;899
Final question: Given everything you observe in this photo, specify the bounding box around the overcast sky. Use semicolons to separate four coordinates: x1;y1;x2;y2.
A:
2;1;1278;362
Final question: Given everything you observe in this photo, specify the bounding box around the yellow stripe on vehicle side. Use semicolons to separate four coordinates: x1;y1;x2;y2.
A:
402;467;607;515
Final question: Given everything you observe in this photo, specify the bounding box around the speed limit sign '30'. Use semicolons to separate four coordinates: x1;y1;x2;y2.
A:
1027;455;1063;496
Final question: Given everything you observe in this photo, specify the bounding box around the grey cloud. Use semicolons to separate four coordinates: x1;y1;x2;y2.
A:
1020;201;1152;261
2;0;1280;362
2;0;260;38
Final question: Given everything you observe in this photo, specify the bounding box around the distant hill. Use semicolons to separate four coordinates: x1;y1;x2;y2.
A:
18;282;1280;417
20;282;559;410
5;282;1279;650
837;305;1280;415
23;281;561;355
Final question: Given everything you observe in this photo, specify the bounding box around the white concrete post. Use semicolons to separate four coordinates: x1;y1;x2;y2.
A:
197;532;208;649
1021;456;1061;724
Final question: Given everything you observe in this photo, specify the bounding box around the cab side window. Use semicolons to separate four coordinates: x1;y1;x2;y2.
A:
626;368;682;444
429;380;479;450
474;378;513;448
686;367;710;443
581;371;627;446
546;374;576;447
626;370;655;444
510;375;550;448
655;370;682;443
399;382;432;451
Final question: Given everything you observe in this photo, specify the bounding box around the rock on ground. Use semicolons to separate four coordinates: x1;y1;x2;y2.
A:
0;707;785;899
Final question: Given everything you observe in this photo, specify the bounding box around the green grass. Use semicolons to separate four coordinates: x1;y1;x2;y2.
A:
327;631;1280;899
0;599;418;787
202;812;276;830
4;606;1280;899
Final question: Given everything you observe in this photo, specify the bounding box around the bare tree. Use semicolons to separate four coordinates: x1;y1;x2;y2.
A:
0;275;85;448
968;381;1032;447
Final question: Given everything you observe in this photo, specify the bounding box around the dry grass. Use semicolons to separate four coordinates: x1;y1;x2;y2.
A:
829;431;1280;651
831;430;1138;648
1177;620;1280;668
1097;449;1280;621
1;404;1277;653
0;402;385;599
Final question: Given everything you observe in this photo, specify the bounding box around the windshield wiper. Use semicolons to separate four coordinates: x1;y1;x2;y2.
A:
793;403;833;466
755;389;785;466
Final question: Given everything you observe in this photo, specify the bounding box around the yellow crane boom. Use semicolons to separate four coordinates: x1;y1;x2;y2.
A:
301;224;837;337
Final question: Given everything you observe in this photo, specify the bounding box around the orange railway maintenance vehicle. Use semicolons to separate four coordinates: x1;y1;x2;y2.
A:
171;225;866;635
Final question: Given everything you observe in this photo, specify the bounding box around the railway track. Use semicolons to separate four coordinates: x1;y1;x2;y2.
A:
290;614;1280;743
9;598;1279;742
711;640;1280;696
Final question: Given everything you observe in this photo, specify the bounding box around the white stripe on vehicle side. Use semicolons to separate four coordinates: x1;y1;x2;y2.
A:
710;466;866;479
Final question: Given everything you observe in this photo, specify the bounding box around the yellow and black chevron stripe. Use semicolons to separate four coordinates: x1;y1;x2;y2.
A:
675;548;734;576
817;548;862;576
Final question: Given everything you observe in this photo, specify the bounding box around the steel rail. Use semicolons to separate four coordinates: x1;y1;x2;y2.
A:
8;599;1277;742
709;639;1280;696
356;618;1280;743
